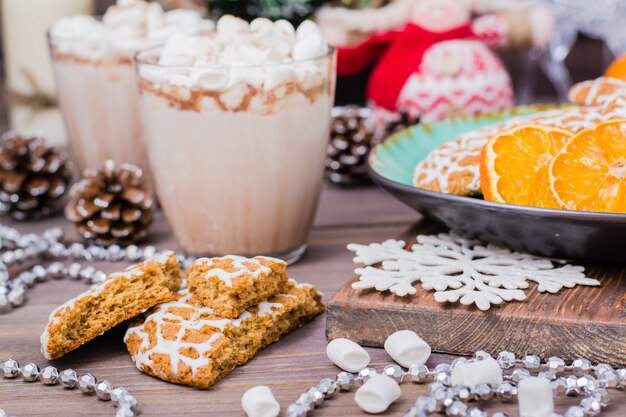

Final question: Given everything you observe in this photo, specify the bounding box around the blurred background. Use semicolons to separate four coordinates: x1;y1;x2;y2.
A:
0;0;621;145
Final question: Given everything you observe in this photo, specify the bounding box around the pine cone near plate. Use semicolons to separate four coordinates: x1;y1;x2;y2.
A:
65;160;155;246
383;110;420;137
0;132;72;220
325;105;380;186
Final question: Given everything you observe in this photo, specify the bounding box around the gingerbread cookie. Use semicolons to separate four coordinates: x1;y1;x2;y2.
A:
124;280;324;389
413;104;626;196
187;255;289;318
41;252;182;360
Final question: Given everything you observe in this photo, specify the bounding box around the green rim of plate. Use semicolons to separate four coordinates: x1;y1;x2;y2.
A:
369;105;559;186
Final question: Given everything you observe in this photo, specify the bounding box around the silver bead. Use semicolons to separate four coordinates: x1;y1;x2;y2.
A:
492;413;510;417
547;356;566;373
95;380;113;401
46;262;64;279
0;295;10;314
552;378;568;397
572;358;592;373
451;385;472;401
357;367;377;383
564;406;585;417
336;371;355;390
43;228;63;243
510;368;530;383
285;404;308;417
472;383;493;401
538;371;556;381
307;387;324;406
317;378;337;397
142;245;157;259
107;245;124;261
522;354;541;371
497;351;516;369
496;382;517;401
79;266;96;282
616;368;626;389
384;364;405;382
295;392;313;409
1;359;19;378
115;404;135;417
78;373;97;393
41;366;59;385
414;395;438;413
593;388;610;407
68;242;85;258
87;245;107;260
60;369;78;388
125;245;142;261
408;364;429;383
119;394;137;409
20;363;40;382
431;387;452;410
599;370;618;388
49;242;66;257
7;286;25;307
576;375;597;394
467;408;487;417
474;350;491;361
446;400;467;417
580;397;601;416
92;270;108;283
32;265;48;282
435;364;452;374
67;263;82;280
111;387;129;404
565;375;580;396
435;371;451;387
594;363;613;377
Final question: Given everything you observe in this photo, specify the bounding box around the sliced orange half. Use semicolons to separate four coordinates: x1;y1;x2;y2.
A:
481;125;574;208
549;119;626;213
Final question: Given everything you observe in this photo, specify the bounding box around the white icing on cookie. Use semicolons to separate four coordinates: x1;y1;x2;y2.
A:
413;104;626;194
193;255;285;287
124;290;283;375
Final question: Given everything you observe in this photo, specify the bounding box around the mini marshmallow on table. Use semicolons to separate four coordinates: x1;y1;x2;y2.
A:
326;338;371;372
354;374;401;414
451;356;503;388
241;386;280;417
518;377;554;417
384;330;431;367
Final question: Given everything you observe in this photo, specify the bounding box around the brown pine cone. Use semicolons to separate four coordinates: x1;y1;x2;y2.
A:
325;105;380;186
65;160;155;246
0;132;72;220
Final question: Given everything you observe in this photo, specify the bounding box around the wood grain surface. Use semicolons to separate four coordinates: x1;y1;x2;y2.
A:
327;222;626;365
0;186;624;416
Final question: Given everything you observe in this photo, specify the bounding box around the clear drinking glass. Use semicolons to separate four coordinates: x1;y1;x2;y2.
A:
135;46;336;263
48;32;152;183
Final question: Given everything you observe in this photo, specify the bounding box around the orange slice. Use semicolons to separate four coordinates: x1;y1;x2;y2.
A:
481;125;574;208
549;119;626;213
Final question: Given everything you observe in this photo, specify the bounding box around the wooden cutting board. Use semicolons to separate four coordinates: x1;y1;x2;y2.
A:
326;221;626;366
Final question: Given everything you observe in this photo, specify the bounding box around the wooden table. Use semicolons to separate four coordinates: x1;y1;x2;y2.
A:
0;186;624;416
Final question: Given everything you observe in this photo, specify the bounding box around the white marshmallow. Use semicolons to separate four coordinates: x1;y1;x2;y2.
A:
196;68;230;91
274;20;296;47
326;338;370;373
518;377;554;417
354;374;401;414
220;81;250;110
451;357;503;388
384;330;431;367
250;18;274;32
292;31;328;61
241;386;280;417
217;15;248;41
296;19;321;42
264;66;293;90
159;34;202;66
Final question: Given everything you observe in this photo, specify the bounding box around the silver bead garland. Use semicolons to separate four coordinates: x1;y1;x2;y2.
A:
0;223;192;314
285;351;625;417
0;358;138;417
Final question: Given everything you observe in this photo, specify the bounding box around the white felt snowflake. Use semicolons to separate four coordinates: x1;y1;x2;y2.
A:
347;233;600;311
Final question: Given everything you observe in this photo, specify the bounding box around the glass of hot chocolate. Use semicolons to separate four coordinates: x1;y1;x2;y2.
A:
135;16;335;263
48;0;210;184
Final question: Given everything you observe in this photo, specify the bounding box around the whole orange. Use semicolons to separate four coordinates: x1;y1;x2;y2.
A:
605;54;626;80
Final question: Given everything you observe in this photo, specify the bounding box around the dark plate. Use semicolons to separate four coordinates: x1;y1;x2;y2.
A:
368;108;626;265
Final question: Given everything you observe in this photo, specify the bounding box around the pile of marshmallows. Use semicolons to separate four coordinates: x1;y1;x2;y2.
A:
50;0;210;60
140;16;329;95
242;330;555;417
